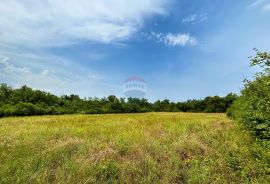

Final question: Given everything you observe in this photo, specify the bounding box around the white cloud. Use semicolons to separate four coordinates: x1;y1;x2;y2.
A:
182;13;207;23
0;0;170;47
163;33;197;46
0;55;105;96
182;14;197;23
142;32;197;47
0;55;31;75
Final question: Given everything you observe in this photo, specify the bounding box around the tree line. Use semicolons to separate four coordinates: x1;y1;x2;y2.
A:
0;84;238;117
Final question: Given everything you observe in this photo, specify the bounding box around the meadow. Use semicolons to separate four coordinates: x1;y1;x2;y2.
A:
0;113;269;184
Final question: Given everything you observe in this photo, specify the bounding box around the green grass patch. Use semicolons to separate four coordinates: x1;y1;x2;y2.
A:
0;113;269;183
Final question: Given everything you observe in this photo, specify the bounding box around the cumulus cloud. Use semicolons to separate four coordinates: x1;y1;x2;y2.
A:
142;32;197;47
0;0;170;47
182;13;207;23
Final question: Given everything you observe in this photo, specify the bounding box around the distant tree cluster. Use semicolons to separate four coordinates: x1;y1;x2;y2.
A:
0;84;237;117
228;49;270;140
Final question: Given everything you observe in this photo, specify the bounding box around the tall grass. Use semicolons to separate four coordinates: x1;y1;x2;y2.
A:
0;113;269;183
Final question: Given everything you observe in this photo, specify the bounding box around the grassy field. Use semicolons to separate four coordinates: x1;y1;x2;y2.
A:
0;113;269;184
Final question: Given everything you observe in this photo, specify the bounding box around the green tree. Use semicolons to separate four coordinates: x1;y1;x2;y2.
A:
0;83;13;104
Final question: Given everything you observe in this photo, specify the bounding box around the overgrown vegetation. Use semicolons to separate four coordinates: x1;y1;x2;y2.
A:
0;113;269;183
228;49;270;141
0;84;237;117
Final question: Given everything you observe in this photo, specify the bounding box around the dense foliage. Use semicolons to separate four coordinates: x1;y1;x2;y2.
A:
0;84;237;117
228;49;270;140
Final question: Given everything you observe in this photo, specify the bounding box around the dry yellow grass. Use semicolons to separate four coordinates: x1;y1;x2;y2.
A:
0;113;269;183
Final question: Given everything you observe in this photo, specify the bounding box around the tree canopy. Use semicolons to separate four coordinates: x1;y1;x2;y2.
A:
0;84;237;117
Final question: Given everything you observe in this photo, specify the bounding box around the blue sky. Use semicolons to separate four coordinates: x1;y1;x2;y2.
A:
0;0;270;101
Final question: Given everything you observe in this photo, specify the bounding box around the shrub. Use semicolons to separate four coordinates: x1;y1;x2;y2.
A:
228;49;270;140
14;103;40;116
0;103;47;117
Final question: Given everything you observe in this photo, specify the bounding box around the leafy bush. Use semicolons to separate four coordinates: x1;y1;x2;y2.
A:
0;103;47;117
228;49;270;140
0;104;16;116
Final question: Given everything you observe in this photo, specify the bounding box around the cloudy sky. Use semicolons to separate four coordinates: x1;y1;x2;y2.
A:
0;0;270;101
